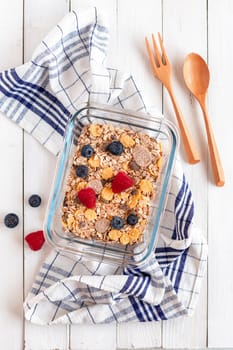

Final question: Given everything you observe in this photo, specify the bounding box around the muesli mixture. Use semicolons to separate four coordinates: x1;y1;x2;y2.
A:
62;124;162;245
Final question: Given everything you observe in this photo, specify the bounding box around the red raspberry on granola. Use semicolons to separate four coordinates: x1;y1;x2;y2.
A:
77;187;96;208
112;171;134;193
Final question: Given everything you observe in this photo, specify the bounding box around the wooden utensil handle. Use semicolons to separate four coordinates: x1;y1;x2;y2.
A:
201;104;225;186
167;88;200;164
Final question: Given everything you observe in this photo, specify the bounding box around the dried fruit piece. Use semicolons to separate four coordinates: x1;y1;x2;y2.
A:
128;160;140;171
88;179;103;194
128;228;141;242
95;218;110;233
25;230;45;251
132;145;152;167
101;167;114;180
77;187;96;208
119;134;135;147
128;191;141;209
112;171;134;193
159;142;162;153
84;209;97;221
77;181;87;191
74;208;84;217
128;196;139;209
67;215;75;228
157;157;162;169
101;187;114;201
108;229;121;241
119;192;129;200
89;124;102;137
122;161;129;171
120;233;130;245
88;156;100;168
139;179;153;194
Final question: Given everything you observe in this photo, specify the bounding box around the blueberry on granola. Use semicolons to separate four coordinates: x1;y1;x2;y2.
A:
107;141;124;155
81;144;94;158
110;216;124;229
127;214;138;226
75;165;88;178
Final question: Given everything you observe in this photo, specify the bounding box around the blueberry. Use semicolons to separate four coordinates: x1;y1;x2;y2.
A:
107;141;124;156
127;214;138;226
75;165;88;179
110;216;124;230
4;213;19;228
81;144;94;158
28;194;41;208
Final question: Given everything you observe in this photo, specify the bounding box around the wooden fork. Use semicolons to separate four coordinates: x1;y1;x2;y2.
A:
145;33;200;164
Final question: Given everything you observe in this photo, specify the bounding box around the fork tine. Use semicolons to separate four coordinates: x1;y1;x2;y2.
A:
152;33;162;66
158;32;169;65
145;36;159;77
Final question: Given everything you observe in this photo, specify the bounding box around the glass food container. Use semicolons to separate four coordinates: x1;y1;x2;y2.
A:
44;104;179;266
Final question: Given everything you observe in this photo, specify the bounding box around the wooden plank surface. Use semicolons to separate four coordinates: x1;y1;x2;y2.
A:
162;1;208;348
0;1;24;349
0;0;232;349
116;0;162;348
208;0;233;347
69;2;118;349
23;1;69;349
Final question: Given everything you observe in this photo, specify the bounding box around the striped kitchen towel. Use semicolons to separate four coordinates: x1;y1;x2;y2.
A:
0;7;207;324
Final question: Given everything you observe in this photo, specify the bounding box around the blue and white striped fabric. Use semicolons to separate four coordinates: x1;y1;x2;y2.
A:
0;8;207;324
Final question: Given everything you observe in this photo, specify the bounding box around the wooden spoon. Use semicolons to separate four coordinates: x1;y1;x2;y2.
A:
183;53;225;186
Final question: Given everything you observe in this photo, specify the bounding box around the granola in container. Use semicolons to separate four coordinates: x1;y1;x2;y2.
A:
62;124;162;245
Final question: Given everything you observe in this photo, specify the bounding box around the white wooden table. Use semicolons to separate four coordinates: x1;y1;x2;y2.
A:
0;0;232;349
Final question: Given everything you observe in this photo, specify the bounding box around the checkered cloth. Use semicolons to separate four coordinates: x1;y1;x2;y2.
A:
0;8;207;324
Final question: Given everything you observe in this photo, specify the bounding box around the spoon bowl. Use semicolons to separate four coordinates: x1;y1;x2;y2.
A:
183;53;210;98
183;53;225;187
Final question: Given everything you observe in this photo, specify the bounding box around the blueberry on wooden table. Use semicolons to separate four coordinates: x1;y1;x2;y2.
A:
4;213;19;228
28;194;41;207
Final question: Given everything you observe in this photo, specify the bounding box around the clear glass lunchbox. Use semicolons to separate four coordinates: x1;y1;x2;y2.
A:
44;104;179;266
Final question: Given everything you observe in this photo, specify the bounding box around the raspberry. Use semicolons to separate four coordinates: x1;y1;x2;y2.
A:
77;187;96;208
112;171;134;193
25;230;45;251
